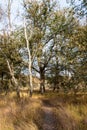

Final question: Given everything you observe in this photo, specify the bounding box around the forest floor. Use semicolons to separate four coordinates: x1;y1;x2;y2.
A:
0;91;87;130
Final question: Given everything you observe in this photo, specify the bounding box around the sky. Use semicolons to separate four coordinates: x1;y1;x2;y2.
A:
0;0;23;31
0;0;70;31
1;0;85;30
0;0;69;15
58;0;69;8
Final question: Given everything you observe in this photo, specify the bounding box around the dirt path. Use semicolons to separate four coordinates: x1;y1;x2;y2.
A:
42;99;57;130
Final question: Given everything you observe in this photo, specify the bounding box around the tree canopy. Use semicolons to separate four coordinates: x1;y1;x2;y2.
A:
0;0;86;96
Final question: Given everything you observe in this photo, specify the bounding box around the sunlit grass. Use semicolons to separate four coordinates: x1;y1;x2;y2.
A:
43;91;87;130
0;91;87;130
0;92;43;130
67;104;87;119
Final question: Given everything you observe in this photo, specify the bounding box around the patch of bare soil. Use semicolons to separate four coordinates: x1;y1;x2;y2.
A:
42;99;57;130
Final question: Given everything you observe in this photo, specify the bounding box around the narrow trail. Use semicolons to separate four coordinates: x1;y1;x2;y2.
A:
42;99;57;130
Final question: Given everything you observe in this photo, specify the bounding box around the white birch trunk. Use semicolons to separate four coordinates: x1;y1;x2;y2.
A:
6;59;20;97
7;0;20;97
24;18;33;96
0;47;20;97
0;0;20;97
7;0;13;32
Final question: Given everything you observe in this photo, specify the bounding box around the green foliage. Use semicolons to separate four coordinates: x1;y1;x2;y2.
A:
0;0;86;93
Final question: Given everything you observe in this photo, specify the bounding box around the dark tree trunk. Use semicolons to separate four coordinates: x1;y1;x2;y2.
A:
40;80;45;94
5;85;9;95
1;72;4;92
53;85;56;91
1;72;4;81
16;87;20;98
40;68;45;94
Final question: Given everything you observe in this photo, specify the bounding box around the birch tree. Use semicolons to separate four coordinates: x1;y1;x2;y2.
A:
24;18;33;96
0;0;22;97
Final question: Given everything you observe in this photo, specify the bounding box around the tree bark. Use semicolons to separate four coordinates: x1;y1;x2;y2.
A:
6;59;20;98
40;68;45;94
0;47;20;98
24;18;33;97
1;72;4;92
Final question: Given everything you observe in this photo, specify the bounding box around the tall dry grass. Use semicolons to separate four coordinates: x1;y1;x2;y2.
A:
0;92;43;130
43;92;87;130
0;91;87;130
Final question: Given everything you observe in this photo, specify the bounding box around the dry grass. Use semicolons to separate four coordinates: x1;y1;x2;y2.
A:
0;92;43;130
0;91;87;130
66;104;87;130
43;92;87;130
